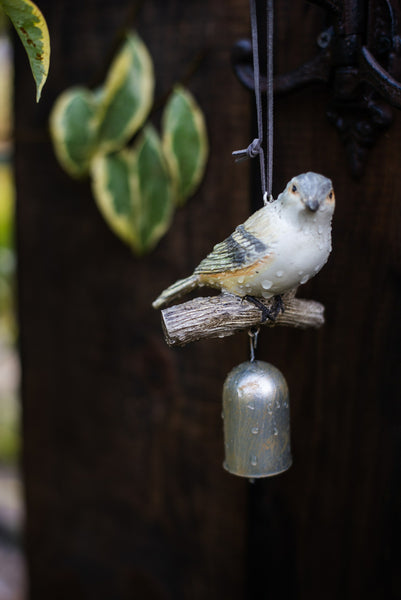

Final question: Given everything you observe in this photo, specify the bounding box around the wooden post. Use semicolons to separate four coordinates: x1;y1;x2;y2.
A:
15;1;251;598
15;1;401;599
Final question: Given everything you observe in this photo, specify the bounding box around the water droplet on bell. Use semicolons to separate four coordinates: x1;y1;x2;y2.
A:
222;360;292;478
262;279;272;290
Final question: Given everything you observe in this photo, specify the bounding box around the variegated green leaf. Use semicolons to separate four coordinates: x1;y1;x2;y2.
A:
162;85;208;206
49;87;100;178
134;125;174;253
92;126;174;255
1;0;50;101
91;150;137;247
97;33;154;154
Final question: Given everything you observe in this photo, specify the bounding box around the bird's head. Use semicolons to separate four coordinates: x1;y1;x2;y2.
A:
278;172;335;223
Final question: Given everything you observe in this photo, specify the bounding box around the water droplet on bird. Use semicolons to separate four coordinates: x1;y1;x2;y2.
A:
273;427;278;436
276;270;284;277
237;276;244;284
251;456;258;466
251;427;259;435
300;275;309;284
247;402;255;411
298;270;304;276
262;279;272;290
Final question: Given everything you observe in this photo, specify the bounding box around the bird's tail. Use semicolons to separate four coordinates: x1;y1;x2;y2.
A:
152;274;199;309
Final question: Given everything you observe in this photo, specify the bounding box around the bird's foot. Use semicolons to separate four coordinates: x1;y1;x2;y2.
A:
244;294;285;323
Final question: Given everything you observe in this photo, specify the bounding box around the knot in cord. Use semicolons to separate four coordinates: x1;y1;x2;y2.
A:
232;138;263;163
231;0;274;201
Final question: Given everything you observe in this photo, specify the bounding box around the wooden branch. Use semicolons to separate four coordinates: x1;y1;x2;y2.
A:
160;292;325;347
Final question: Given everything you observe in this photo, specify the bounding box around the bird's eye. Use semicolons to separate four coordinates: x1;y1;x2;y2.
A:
291;185;297;193
329;191;333;199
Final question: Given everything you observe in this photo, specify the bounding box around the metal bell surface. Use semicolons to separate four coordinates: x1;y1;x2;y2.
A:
222;360;292;478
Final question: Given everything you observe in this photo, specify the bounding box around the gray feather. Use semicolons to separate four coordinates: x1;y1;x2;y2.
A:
152;274;198;309
195;225;268;274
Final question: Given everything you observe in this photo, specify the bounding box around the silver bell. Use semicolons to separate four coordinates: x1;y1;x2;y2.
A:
222;360;292;478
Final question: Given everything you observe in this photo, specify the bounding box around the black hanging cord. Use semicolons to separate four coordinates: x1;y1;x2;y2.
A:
233;0;274;202
266;0;273;199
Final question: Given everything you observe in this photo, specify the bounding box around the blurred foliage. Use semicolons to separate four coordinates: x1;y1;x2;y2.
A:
0;390;19;464
50;33;154;178
0;164;18;465
50;33;208;255
0;30;18;465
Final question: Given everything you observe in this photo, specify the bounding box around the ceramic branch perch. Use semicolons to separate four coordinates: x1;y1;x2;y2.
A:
160;291;325;347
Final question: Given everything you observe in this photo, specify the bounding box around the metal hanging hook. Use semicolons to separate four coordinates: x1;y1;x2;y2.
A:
248;327;260;362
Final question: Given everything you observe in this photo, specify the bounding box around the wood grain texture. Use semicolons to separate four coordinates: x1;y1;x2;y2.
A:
15;1;251;599
160;293;325;346
15;1;401;599
246;3;401;600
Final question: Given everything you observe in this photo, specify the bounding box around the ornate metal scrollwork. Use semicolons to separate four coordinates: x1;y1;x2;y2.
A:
232;0;401;177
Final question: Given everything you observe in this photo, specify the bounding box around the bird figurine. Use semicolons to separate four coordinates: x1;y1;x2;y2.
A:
153;172;335;321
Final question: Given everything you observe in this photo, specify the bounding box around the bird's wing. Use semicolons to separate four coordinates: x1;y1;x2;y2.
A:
195;223;270;274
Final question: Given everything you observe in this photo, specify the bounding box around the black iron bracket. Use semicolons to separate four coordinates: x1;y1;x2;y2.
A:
232;0;401;178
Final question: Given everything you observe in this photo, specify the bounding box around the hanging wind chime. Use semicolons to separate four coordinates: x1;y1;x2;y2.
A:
153;0;335;479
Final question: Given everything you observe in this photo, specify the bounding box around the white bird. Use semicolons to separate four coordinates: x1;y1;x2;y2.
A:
153;172;335;320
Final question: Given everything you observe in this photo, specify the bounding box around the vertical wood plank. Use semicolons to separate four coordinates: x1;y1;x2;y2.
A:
15;1;401;599
15;1;251;598
248;3;401;599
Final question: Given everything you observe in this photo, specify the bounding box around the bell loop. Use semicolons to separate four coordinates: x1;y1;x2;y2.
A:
248;327;260;362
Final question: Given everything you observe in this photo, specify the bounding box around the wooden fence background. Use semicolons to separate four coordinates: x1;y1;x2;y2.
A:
14;1;400;598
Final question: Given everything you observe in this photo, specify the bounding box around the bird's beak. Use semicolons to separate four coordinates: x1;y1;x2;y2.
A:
304;196;320;212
